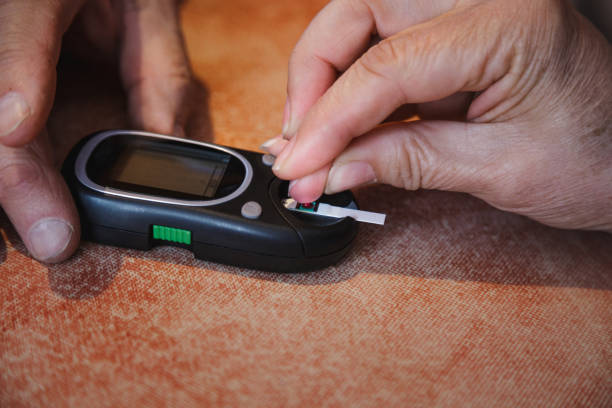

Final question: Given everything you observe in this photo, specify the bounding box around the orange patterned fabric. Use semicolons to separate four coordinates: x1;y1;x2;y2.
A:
1;1;611;406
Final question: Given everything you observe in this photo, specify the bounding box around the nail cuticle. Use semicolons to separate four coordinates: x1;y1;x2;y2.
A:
288;179;299;197
260;136;281;153
272;138;295;173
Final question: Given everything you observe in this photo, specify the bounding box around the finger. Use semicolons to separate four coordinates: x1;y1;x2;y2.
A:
283;0;374;137
260;135;328;202
323;120;509;197
274;7;514;180
283;0;457;137
322;119;612;232
288;166;330;204
0;130;80;263
260;135;289;156
0;0;84;146
63;0;119;63
119;0;193;137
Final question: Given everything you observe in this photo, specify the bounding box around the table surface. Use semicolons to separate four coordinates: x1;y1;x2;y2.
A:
1;1;611;406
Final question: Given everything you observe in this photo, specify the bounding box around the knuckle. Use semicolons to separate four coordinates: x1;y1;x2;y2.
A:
384;127;431;191
358;39;403;80
0;159;43;199
355;37;416;102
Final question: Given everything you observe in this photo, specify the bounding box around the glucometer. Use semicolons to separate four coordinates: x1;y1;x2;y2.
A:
62;130;385;272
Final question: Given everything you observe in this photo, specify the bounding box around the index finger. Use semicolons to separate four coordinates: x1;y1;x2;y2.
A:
284;0;456;137
283;0;375;137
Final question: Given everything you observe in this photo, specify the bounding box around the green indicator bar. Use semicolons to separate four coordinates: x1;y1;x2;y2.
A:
152;225;192;245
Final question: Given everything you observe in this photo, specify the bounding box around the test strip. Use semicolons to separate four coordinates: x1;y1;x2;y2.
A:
283;198;386;225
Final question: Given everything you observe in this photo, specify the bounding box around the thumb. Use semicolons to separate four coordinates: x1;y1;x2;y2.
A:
0;130;80;263
323;120;512;198
0;0;84;147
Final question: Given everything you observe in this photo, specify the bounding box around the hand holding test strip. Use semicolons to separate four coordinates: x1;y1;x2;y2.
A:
283;198;386;225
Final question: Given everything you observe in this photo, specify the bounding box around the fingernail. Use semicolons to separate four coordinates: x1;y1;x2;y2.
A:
0;92;31;140
325;162;377;194
27;218;74;262
272;153;286;172
260;135;281;153
272;137;296;173
288;179;299;197
281;99;291;136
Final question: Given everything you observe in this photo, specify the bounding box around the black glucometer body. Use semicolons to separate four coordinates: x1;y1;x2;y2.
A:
62;130;359;272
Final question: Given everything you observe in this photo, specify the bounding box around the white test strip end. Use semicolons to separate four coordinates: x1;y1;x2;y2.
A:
317;203;386;225
282;199;386;225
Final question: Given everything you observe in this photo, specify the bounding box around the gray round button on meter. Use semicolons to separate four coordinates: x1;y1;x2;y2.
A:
262;154;275;166
241;201;262;219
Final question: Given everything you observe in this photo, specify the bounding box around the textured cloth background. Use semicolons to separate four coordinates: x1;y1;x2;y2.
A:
1;1;611;406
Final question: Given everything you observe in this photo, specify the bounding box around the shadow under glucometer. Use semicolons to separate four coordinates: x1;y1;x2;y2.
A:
3;186;603;300
3;185;610;300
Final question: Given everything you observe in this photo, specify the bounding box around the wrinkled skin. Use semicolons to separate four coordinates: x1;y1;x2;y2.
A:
0;0;194;262
267;0;612;233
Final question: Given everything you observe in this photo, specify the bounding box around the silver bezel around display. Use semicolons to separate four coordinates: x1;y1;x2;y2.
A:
74;130;254;207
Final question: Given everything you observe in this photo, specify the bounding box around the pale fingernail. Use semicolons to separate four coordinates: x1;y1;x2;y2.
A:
260;135;281;153
272;153;286;172
272;137;295;173
325;162;377;194
281;99;291;136
0;92;31;140
27;218;74;262
288;179;300;198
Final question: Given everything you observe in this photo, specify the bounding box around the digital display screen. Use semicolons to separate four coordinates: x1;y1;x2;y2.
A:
110;146;230;198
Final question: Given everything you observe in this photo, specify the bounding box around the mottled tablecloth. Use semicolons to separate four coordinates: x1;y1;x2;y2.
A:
1;1;610;406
